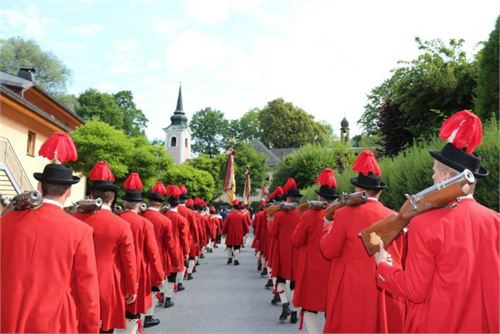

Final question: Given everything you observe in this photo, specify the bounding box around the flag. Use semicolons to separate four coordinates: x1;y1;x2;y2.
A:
224;150;236;204
243;170;251;204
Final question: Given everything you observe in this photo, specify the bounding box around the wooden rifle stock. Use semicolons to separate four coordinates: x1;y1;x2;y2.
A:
324;191;368;220
64;198;103;214
265;202;299;217
1;190;43;216
360;169;475;256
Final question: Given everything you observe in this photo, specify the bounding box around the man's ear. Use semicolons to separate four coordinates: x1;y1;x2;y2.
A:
37;182;42;192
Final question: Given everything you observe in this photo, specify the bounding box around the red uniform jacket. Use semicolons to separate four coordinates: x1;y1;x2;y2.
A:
141;209;177;276
209;215;219;240
377;198;500;333
320;199;405;333
1;203;100;333
258;211;270;258
83;208;137;330
223;210;249;247
291;208;330;312
269;208;301;280
251;211;262;250
178;205;200;258
120;211;163;314
266;216;277;268
164;209;189;271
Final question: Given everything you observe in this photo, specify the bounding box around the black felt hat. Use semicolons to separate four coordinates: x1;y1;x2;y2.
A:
430;143;488;178
350;173;387;191
285;187;303;198
147;192;165;203
123;190;143;202
315;185;339;200
90;180;118;192
34;164;80;185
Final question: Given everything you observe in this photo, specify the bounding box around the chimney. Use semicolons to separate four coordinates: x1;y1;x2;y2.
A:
18;68;36;82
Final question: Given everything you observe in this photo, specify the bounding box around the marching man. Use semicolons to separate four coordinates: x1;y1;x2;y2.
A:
223;199;249;265
374;110;500;332
320;150;405;333
85;161;138;333
1;132;100;333
291;168;337;334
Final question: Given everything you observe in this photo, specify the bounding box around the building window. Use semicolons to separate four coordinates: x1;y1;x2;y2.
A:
185;138;188;147
170;136;177;147
27;131;36;156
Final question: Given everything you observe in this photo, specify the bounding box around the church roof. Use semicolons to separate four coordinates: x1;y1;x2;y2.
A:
170;85;188;126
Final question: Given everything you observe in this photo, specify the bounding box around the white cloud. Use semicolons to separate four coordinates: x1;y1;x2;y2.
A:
70;23;102;36
185;0;264;25
0;6;52;37
105;38;142;75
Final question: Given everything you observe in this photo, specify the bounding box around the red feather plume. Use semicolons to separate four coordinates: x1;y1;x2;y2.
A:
89;161;115;182
124;172;143;190
151;181;167;195
352;150;382;176
186;199;194;207
439;110;483;154
315;168;337;187
38;132;78;163
282;178;297;193
269;186;284;199
165;185;181;197
179;185;187;195
232;199;240;206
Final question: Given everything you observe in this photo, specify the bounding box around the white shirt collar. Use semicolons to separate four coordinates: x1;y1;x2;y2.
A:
170;207;178;212
458;194;474;200
147;207;160;212
43;198;64;209
366;197;379;202
101;204;112;211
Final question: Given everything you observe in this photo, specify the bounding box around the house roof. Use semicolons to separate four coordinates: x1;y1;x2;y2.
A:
1;85;71;132
0;71;85;124
250;139;297;167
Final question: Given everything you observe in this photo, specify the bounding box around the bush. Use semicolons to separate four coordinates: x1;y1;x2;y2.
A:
271;142;355;190
163;164;215;201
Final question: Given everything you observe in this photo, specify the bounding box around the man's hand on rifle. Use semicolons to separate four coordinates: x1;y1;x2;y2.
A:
374;240;392;266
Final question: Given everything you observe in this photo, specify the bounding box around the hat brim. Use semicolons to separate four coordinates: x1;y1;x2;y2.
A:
314;189;339;200
350;177;387;191
429;150;488;178
90;183;119;192
34;173;80;185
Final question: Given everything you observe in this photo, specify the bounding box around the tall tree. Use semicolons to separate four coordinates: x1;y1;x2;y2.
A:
359;38;477;155
228;108;263;142
0;37;71;95
113;91;148;136
474;16;499;121
230;142;269;195
377;101;412;156
190;107;229;157
259;98;330;148
76;89;148;137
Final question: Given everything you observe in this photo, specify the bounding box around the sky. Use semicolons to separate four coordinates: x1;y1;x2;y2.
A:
1;0;498;141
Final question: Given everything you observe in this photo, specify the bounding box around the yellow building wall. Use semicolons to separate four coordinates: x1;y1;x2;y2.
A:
0;102;86;204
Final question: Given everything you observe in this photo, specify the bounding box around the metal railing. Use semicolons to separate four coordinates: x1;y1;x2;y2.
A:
0;136;33;193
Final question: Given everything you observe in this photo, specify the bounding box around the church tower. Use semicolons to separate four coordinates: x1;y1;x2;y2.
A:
163;85;191;164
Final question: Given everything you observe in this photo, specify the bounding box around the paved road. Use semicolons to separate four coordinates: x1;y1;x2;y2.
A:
146;239;323;333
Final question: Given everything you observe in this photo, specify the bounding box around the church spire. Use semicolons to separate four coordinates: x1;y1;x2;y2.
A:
170;83;188;126
175;84;184;114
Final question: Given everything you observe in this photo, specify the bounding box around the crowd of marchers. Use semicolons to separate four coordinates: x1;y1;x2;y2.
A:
233;110;499;333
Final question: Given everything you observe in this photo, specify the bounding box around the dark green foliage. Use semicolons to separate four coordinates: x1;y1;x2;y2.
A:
70;120;173;189
359;38;478;156
474;16;499;121
76;89;148;136
229;109;263;142
188;154;226;197
270;142;354;190
0;37;71;95
378;101;412;156
259;98;331;148
163;164;215;201
190;107;229;157
231;142;269;195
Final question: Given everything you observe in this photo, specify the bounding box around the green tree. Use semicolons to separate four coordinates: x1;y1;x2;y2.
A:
228;108;263;142
113;91;148;136
231;142;269;195
76;89;148;136
0;37;71;95
163;164;215;200
188;154;226;196
270;141;354;190
474;16;499;121
259;98;330;148
70;120;173;189
190;107;229;157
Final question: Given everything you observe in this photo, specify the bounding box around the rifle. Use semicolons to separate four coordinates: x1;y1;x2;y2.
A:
265;202;299;217
139;203;147;212
64;198;103;214
359;169;475;256
1;190;43;216
324;191;368;220
300;200;329;212
160;205;170;213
